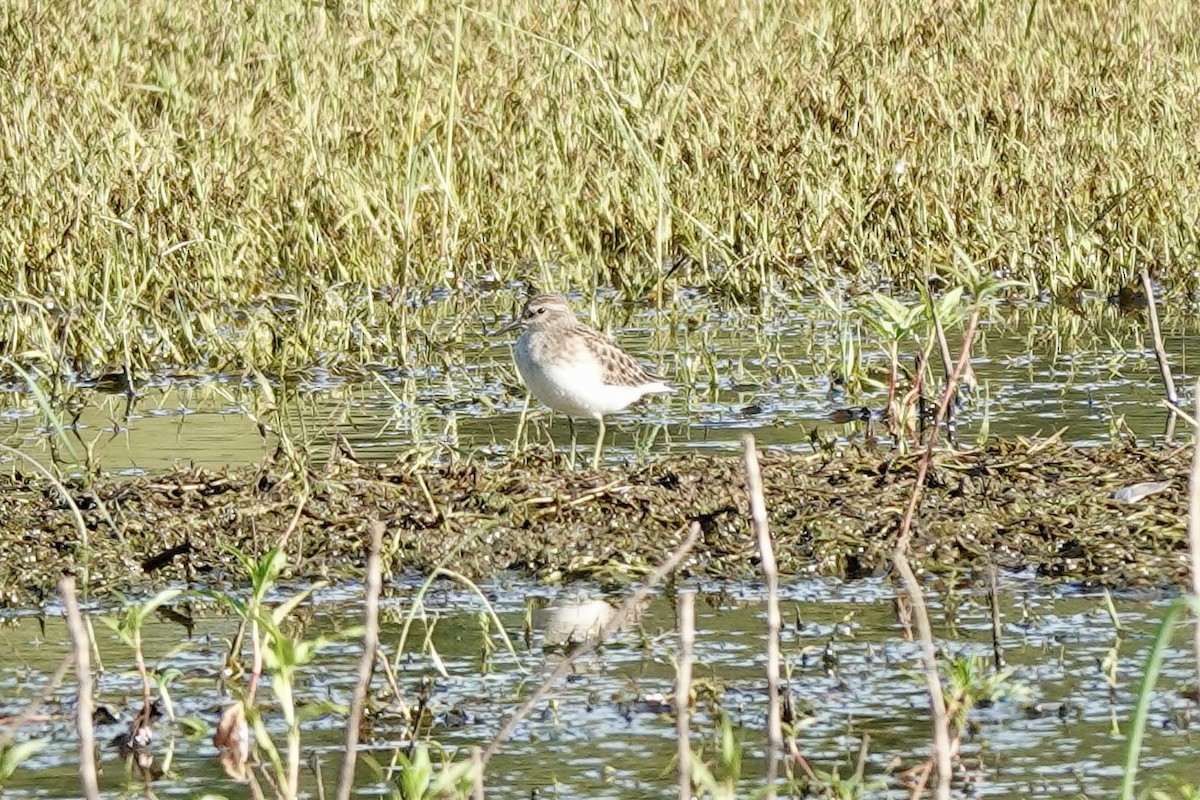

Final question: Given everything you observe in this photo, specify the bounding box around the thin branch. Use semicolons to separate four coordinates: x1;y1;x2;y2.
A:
59;577;100;800
676;590;696;800
894;305;982;547
1187;380;1200;692
472;746;485;800
900;331;941;446
743;434;782;798
1163;398;1199;429
335;521;386;800
891;556;951;800
988;564;1005;672
0;652;72;748
893;306;982;800
1141;268;1178;407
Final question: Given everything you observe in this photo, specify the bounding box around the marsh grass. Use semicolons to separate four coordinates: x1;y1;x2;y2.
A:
3;0;1200;376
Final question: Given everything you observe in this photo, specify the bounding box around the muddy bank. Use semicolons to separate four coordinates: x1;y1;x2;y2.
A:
0;439;1192;605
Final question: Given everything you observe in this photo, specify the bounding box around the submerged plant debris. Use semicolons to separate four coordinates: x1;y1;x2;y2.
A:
0;438;1192;605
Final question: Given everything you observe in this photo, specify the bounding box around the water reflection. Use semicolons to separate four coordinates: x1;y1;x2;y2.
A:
1;576;1196;798
535;597;620;647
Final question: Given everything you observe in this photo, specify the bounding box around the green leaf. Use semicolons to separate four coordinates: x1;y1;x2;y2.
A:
689;759;717;792
156;666;184;685
429;756;480;794
252;549;288;600
205;591;249;618
97;616;135;648
397;744;433;799
177;716;210;738
131;588;186;627
270;582;327;627
0;739;48;779
296;699;346;723
933;286;965;324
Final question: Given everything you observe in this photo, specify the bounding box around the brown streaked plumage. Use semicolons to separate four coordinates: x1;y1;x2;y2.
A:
496;293;674;468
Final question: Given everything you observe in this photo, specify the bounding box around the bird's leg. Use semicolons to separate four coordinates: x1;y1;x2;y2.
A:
512;394;532;458
592;417;606;470
568;417;578;469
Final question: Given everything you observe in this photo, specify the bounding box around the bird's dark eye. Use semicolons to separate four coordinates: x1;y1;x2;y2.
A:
536;307;546;314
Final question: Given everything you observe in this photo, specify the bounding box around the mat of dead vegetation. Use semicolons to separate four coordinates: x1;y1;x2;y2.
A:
0;438;1190;605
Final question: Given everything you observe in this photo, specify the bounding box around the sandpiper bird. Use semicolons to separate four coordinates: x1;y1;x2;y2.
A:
497;293;674;468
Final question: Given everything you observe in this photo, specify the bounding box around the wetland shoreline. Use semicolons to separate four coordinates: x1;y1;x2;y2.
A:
1;438;1191;605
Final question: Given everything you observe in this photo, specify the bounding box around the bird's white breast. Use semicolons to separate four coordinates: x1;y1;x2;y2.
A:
515;332;669;419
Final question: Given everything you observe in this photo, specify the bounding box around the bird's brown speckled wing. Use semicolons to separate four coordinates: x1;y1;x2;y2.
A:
576;325;668;388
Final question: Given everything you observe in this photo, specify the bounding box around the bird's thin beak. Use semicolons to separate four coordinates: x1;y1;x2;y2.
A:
492;318;522;336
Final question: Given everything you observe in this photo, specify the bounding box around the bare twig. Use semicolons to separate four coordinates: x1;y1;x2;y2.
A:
931;307;976;395
472;746;485;800
277;494;308;549
743;434;782;798
783;739;821;783
335;521;386;800
931;300;977;443
1141;268;1178;407
480;522;702;768
676;590;696;800
893;306;982;800
374;641;407;710
894;307;982;548
1188;380;1200;691
854;732;871;785
312;753;327;800
891;556;951;800
0;652;72;748
988;564;1005;672
59;577;100;800
1163;398;1199;429
899;332;940;446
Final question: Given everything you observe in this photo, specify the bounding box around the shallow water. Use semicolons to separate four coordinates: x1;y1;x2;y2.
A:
0;295;1194;475
0;293;1195;795
0;576;1196;797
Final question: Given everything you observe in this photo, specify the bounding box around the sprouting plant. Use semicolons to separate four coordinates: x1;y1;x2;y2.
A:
816;765;876;800
211;373;315;485
154;666;184;724
853;259;1021;450
689;711;743;799
856;292;928;442
100;588;186;742
942;654;1021;731
391;744;477;800
209;546;335;798
4;359;126;548
1101;639;1122;695
392;566;526;693
813;285;867;394
633;421;669;463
